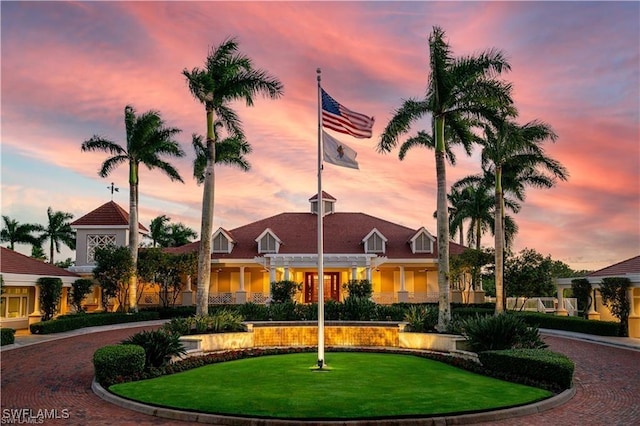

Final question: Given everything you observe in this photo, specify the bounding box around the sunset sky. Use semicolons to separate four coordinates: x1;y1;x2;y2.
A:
1;1;638;271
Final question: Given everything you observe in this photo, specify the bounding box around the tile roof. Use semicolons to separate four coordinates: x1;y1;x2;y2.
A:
167;211;466;260
0;247;79;277
588;255;640;277
70;201;148;231
309;191;336;201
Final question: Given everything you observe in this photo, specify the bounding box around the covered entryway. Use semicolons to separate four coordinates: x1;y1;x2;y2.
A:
304;272;340;303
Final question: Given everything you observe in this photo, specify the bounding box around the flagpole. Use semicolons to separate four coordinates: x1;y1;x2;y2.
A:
316;68;325;368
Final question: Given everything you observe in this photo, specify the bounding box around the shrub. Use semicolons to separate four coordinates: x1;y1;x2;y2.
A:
460;313;547;352
122;330;186;368
342;279;373;299
479;349;574;391
270;280;302;303
342;297;376;321
294;303;318;321
70;278;94;313
93;344;145;387
324;300;343;320
162;317;192;336
513;312;620;336
375;304;407;321
37;277;63;321
142;306;196;319
1;328;16;346
30;311;159;334
403;305;438;332
268;301;298;321
452;307;494;320
237;302;269;321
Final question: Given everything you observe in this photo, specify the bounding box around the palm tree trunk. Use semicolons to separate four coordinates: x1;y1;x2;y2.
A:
434;116;451;330
128;161;139;312
494;165;504;314
196;105;216;316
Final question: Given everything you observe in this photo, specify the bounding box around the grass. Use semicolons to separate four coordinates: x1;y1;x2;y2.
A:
110;352;552;419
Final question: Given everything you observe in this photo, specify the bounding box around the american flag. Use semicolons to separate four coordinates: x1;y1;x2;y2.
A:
321;89;374;139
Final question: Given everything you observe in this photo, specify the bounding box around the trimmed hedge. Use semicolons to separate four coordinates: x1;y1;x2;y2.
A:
29;311;160;334
93;344;145;387
513;312;620;336
1;328;16;346
479;349;574;391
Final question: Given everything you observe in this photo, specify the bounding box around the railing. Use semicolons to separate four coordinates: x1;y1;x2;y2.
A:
208;292;234;305
251;292;269;304
371;293;396;304
410;292;439;303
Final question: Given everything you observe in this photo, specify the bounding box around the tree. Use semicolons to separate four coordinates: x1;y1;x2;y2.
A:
192;129;252;184
377;26;514;330
70;278;94;313
148;215;171;247
166;223;198;247
599;277;631;336
504;248;557;310
93;245;135;312
138;249;198;307
571;278;592;319
37;277;63;321
479;120;568;314
1;215;42;250
183;37;283;316
55;258;74;268
39;207;75;264
450;248;494;296
81;105;184;311
30;244;47;261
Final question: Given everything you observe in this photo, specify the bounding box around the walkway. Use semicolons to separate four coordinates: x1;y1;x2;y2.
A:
1;323;639;425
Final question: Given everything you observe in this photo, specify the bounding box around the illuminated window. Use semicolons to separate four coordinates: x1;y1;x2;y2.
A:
0;288;29;319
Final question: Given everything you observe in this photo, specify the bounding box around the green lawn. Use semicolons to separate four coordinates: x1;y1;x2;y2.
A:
110;352;552;419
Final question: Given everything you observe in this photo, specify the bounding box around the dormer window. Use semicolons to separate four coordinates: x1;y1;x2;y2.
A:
362;228;388;254
409;227;435;254
212;228;235;254
256;228;282;254
309;192;336;216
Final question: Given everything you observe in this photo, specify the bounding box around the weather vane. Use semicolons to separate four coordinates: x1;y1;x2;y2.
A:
107;182;119;200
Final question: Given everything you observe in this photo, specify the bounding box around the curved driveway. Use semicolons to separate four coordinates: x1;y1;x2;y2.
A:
1;326;639;425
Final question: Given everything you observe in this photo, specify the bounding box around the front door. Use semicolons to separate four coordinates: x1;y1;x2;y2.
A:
304;272;340;303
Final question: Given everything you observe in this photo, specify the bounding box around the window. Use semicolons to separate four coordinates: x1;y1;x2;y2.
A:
260;233;277;253
363;229;387;254
0;288;29;319
213;233;229;252
414;233;432;252
87;234;116;263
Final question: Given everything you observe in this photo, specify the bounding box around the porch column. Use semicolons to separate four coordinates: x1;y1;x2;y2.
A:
555;286;568;316
283;261;290;281
30;285;41;315
628;287;640;338
398;266;408;303
236;266;247;304
182;275;194;306
366;258;372;282
95;285;104;311
351;263;357;281
60;287;69;315
268;258;276;300
587;288;600;319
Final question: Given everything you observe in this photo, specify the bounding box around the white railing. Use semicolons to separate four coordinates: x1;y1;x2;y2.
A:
251;292;268;304
372;292;396;305
208;292;234;305
563;298;577;316
409;292;439;303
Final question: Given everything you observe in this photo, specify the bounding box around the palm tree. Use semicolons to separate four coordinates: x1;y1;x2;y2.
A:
450;179;520;251
1;216;42;250
149;215;171;247
479;119;568;313
166;223;198;247
81;105;184;311
378;26;514;330
191;127;252;184
40;207;76;264
183;37;283;316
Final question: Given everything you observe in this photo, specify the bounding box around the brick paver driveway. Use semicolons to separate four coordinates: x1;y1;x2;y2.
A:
1;328;639;425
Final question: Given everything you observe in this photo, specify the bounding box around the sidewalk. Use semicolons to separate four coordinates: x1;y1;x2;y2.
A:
1;319;167;352
539;328;640;351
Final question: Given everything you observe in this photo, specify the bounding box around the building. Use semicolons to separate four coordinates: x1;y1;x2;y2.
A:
169;192;477;305
556;255;640;338
0;247;80;329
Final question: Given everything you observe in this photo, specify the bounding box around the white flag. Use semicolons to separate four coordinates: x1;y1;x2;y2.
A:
322;130;359;169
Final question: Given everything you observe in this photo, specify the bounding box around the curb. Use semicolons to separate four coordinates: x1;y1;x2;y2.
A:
92;378;575;425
